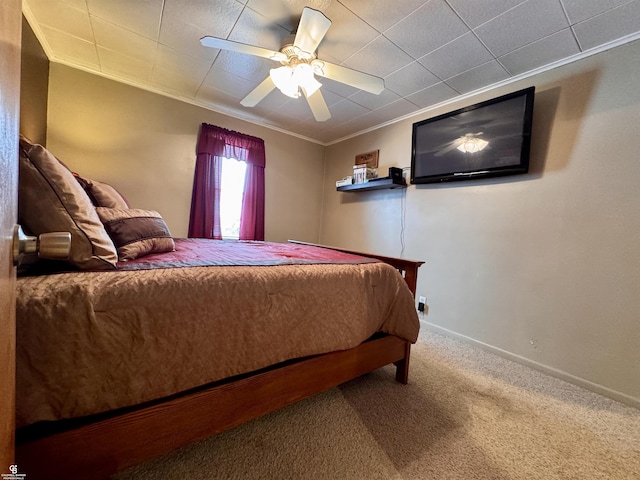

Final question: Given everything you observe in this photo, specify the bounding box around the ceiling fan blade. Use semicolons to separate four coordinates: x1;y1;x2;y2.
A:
303;88;331;122
293;7;331;56
315;61;384;95
241;76;277;107
200;36;286;62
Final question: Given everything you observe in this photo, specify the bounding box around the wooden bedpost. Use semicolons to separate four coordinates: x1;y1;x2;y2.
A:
393;340;412;384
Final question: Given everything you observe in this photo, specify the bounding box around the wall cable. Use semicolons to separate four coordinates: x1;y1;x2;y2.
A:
400;167;411;257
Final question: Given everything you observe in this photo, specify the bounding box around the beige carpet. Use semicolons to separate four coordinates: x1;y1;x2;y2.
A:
113;324;640;479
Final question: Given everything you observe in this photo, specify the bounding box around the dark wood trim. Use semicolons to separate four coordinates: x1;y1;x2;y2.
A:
17;335;410;480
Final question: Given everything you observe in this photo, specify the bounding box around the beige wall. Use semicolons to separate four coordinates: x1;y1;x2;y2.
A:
322;39;640;407
19;15;48;145
46;64;326;242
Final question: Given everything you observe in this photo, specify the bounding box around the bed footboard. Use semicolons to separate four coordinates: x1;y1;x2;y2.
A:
288;240;424;298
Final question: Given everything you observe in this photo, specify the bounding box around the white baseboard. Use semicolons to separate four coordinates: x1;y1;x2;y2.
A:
421;320;640;411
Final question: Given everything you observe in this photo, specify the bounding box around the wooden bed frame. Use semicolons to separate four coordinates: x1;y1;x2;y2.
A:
16;242;423;480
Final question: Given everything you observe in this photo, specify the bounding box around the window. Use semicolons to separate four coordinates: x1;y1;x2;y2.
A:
188;124;265;241
219;157;247;239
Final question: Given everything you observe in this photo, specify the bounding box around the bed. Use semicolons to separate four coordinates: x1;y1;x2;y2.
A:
14;139;423;479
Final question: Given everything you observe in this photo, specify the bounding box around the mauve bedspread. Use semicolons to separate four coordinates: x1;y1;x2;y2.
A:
16;240;419;428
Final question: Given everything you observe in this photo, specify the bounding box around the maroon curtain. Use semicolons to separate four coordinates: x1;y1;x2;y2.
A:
188;124;265;240
239;141;266;241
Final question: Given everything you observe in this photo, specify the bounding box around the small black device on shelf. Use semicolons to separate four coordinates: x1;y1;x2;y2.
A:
389;166;403;181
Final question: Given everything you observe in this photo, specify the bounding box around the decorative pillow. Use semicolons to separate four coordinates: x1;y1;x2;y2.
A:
18;142;118;270
96;207;175;261
76;175;130;209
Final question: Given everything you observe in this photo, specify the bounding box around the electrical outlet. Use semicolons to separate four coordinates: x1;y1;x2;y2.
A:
417;295;426;312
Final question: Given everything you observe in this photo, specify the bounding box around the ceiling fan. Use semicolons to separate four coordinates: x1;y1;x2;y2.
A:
200;7;384;122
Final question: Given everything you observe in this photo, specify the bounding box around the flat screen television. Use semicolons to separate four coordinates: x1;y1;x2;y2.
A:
410;86;535;184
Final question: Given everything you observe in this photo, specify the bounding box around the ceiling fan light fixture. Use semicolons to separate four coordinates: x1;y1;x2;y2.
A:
294;63;321;96
269;63;322;99
269;66;301;98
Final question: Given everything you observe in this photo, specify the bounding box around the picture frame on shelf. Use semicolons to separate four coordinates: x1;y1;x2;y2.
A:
355;150;379;168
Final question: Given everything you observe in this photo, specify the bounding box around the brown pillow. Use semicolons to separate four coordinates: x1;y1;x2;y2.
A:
18;143;118;270
75;175;130;209
96;207;175;261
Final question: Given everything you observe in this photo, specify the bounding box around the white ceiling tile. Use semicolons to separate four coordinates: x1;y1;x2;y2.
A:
418;32;494;80
339;0;426;32
163;0;244;37
334;111;385;132
87;0;164;40
159;14;219;62
40;25;99;69
561;0;632;24
200;67;258;100
474;0;570;57
405;82;459;108
445;60;511;94
321;98;370;124
318;76;361;98
229;6;291;51
97;47;153;82
385;62;440;96
213;51;274;83
385;0;470;58
499;28;580;75
196;86;252;113
27;0;93;42
245;0;315;33
348;88;402;110
313;88;345;108
572;1;640;51
155;45;212;78
319;2;380;62
312;128;344;143
289;123;334;140
91;16;158;62
248;90;292;117
343;35;414;78
151;67;203;98
265;97;317;123
447;0;528;28
373;98;420;122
